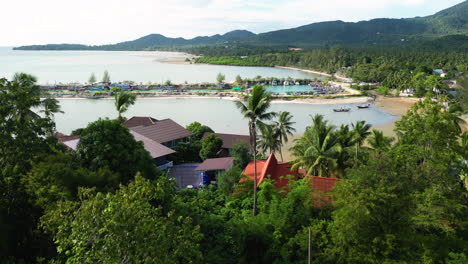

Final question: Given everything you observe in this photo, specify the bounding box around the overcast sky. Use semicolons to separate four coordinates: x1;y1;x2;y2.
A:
0;0;464;46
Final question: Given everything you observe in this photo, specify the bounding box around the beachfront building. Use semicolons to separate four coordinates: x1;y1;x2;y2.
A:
202;132;251;157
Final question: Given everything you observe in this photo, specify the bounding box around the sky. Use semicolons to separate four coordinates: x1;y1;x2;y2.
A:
0;0;464;46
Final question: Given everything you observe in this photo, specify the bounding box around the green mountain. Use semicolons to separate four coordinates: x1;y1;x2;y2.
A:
252;0;468;46
14;30;257;51
14;1;468;50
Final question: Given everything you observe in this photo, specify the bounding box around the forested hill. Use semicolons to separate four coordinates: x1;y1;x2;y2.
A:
252;0;468;46
14;0;468;51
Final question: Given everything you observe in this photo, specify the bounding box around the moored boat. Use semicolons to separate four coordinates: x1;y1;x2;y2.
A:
333;108;351;112
357;103;371;109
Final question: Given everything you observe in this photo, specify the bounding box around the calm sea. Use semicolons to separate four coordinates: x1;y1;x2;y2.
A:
0;47;323;84
54;98;396;135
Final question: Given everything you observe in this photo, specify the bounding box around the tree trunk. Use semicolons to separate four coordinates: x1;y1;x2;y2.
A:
251;121;258;216
279;134;284;161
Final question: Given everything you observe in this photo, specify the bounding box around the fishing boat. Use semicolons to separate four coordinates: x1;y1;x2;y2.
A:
357;103;371;109
333;108;351;112
85;93;105;99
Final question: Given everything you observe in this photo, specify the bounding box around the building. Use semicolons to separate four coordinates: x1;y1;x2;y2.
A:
123;116;192;148
195;157;234;185
243;153;299;189
202;132;251;157
243;153;340;204
58;116;192;170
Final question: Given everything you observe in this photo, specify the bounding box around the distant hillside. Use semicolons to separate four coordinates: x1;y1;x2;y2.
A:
15;30;257;51
14;1;468;51
251;0;468;46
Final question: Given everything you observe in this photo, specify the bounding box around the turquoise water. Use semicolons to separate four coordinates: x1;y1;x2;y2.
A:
54;98;396;135
0;47;325;84
265;85;315;94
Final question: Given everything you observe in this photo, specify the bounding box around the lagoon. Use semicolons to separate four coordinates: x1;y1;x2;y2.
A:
0;47;324;84
55;98;396;135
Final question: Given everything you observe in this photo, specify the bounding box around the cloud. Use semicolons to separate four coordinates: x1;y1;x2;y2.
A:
0;0;464;46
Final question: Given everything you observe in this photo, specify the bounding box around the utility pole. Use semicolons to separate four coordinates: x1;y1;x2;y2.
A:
308;228;312;264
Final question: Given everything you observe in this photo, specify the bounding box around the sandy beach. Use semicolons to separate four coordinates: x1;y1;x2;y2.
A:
278;95;420;161
136;51;198;65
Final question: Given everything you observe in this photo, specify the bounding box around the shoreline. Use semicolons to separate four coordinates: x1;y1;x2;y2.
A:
54;94;374;105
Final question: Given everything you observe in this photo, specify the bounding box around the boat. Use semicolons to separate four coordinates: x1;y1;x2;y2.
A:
357;103;371;109
333;108;351;112
85;93;105;99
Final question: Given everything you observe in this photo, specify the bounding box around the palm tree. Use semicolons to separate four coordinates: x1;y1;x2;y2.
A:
447;105;467;134
257;124;282;157
290;114;341;177
115;91;136;121
235;85;276;216
367;129;394;152
273;111;296;161
351;120;371;160
335;124;355;176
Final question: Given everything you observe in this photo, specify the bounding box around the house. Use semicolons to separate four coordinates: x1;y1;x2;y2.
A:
57;116;191;170
202;132;251;157
195;157;234;185
243;153;299;189
123;116;192;148
243;153;340;204
433;69;447;78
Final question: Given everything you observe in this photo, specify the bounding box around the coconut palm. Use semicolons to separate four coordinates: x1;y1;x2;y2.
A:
290;114;341;177
273;111;296;161
351;120;372;160
447;105;467;134
235;85;276;216
257;124;282;157
367;129;394;152
115;91;136;121
335;124;355;176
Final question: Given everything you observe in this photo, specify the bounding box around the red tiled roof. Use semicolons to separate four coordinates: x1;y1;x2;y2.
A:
243;153;298;189
130;131;175;159
122;116;158;128
130;119;192;144
203;132;251;149
195;157;234;171
242;153;341;195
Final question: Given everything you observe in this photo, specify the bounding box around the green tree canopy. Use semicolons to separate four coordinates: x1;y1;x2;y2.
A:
199;134;223;160
88;72;96;84
76;119;158;182
42;175;202;264
102;70;110;83
186;121;214;141
230;141;251;169
216;72;226;83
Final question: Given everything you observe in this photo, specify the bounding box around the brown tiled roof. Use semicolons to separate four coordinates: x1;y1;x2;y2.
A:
130;119;192;144
195;157;234;171
129;131;175;159
203;132;251;149
58;135;81;143
122;116;158;128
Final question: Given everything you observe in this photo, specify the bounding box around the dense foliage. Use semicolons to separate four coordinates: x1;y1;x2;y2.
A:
1;74;467;264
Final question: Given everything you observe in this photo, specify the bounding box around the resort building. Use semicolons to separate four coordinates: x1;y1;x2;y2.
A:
202;132;251;157
123;116;192;149
58;116;192;170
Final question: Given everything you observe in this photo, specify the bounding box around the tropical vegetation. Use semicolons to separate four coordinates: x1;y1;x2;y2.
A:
0;74;467;264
